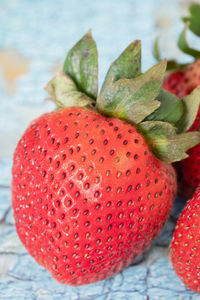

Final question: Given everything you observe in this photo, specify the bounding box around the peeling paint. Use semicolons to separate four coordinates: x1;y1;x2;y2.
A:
0;50;29;93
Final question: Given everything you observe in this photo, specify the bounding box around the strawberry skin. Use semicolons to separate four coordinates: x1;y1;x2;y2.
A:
162;71;185;98
163;60;200;115
12;107;176;285
163;60;200;100
163;61;200;193
170;188;200;293
182;144;200;189
182;60;200;98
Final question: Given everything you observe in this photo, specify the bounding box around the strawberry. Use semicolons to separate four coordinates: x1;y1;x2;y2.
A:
12;107;176;285
180;61;200;191
12;32;200;286
163;62;200;194
154;4;200;194
181;60;200;100
170;188;200;293
162;71;184;98
163;60;200;100
182;143;200;190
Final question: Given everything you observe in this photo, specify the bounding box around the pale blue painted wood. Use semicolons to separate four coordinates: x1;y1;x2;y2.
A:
0;0;200;299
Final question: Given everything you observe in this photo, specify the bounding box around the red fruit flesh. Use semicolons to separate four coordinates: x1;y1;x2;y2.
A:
12;107;176;285
170;189;200;293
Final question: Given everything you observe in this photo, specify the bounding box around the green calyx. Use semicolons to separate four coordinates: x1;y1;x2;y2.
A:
178;21;200;60
45;31;200;163
138;122;200;162
63;30;98;100
45;72;94;108
154;3;200;70
97;59;166;124
182;3;200;38
45;30;97;108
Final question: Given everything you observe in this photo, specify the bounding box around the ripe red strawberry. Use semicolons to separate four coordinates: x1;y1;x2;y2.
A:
180;61;200;191
164;65;200;194
163;60;200;100
163;62;200;195
181;60;200;100
12;107;176;285
182;143;200;189
170;188;200;293
12;32;200;286
162;71;184;98
157;3;200;194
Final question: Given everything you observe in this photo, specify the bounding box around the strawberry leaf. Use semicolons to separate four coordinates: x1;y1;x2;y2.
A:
153;38;181;71
138;121;200;162
145;89;184;126
182;3;200;37
45;72;94;108
103;40;141;84
63;30;98;100
166;60;184;71
178;22;200;59
126;100;160;124
153;38;161;62
97;59;166;124
176;87;200;133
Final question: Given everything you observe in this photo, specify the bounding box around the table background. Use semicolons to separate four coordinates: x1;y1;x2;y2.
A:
1;0;200;299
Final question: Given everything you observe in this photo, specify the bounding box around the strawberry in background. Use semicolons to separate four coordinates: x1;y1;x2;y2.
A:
154;3;200;197
170;188;200;293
